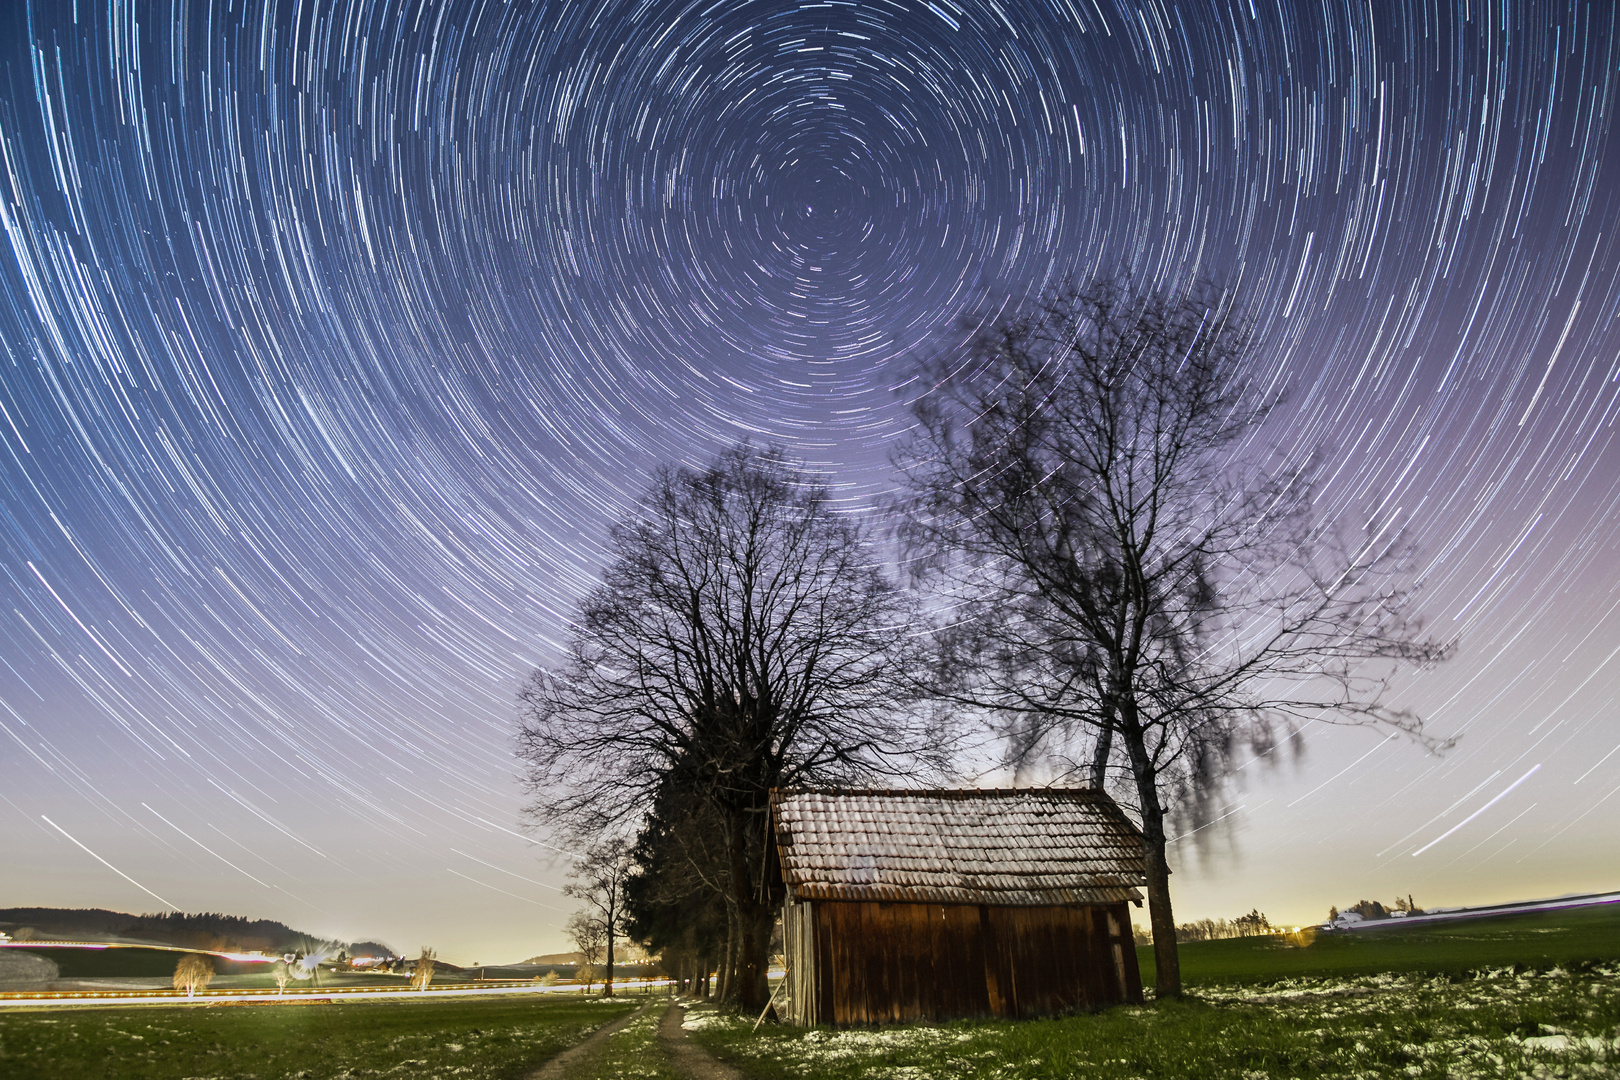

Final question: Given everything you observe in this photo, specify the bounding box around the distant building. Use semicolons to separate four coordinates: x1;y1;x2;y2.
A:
771;787;1147;1026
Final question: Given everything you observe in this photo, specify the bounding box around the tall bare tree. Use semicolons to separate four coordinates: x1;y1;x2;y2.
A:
894;279;1451;998
518;443;933;1011
565;910;606;992
565;838;634;997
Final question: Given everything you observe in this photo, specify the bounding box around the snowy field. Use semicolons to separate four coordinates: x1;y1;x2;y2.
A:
685;965;1620;1080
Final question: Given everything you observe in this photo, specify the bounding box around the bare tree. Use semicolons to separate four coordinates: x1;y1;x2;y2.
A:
894;279;1451;997
173;953;213;997
273;961;290;994
565;838;634;997
566;910;606;992
518;443;935;1011
410;947;437;991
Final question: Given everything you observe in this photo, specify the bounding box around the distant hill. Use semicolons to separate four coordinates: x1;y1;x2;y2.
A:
0;907;379;955
523;951;583;965
349;941;395;959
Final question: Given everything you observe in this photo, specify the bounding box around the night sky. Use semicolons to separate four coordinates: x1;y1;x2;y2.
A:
2;0;1617;963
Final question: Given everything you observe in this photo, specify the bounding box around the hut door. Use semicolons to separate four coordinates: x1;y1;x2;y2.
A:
978;905;1008;1017
1106;908;1127;997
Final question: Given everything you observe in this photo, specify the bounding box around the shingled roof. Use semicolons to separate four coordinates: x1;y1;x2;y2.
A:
771;787;1147;907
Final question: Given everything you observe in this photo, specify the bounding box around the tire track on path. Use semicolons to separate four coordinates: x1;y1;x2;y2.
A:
521;999;654;1080
658;1001;750;1080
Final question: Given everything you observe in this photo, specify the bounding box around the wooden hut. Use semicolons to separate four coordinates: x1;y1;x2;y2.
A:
771;787;1147;1026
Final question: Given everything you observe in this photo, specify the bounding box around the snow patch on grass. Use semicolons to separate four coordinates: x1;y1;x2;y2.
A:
683;963;1620;1080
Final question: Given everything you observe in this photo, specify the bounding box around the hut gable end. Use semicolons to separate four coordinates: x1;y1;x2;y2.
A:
771;787;1147;907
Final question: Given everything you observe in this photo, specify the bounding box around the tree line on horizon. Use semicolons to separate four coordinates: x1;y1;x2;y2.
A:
517;278;1452;1009
1132;908;1278;946
0;906;390;959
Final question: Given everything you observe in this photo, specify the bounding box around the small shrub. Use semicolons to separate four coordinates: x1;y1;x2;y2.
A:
173;953;214;997
411;947;437;990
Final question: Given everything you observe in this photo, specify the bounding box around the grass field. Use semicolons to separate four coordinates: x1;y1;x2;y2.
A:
4;946;598;988
3;905;1617;1079
2;946;421;989
5;946;660;990
682;905;1620;1080
1140;903;1620;988
9;946;229;979
0;993;636;1080
689;965;1620;1079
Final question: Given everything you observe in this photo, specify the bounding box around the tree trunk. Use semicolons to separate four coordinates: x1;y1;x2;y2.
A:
1121;718;1181;998
604;923;615;997
1089;706;1115;791
716;907;736;1003
1141;821;1180;997
733;901;772;1011
726;819;772;1011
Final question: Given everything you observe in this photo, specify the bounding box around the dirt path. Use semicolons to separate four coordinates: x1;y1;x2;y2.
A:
658;1002;750;1080
521;999;654;1080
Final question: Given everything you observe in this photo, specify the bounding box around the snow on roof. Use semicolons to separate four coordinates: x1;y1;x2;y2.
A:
771;787;1147;907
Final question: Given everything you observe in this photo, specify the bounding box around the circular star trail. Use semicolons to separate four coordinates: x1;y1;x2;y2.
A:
0;0;1617;956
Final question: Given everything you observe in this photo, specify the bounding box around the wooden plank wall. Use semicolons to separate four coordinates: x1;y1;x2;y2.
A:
983;903;1137;1017
796;900;1140;1026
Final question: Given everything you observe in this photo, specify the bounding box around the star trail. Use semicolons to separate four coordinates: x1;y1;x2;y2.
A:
1;0;1617;959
